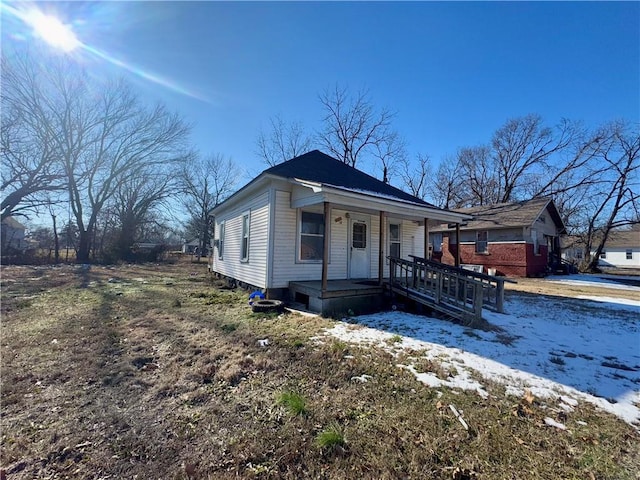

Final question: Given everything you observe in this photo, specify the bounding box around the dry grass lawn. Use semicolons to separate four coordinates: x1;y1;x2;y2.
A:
1;259;638;479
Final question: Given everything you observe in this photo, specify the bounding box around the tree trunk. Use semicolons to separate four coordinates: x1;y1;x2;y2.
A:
77;231;91;263
51;213;60;264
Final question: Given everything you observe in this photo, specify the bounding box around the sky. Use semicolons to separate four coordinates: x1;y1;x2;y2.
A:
2;1;639;181
317;273;640;426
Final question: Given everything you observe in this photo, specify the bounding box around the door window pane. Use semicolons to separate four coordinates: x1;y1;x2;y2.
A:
352;222;366;249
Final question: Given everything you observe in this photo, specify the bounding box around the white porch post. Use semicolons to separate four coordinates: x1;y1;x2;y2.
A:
321;202;331;295
378;211;385;285
455;223;461;267
424;218;429;260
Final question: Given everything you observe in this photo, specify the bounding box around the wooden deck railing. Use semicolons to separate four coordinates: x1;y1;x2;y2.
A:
388;255;508;322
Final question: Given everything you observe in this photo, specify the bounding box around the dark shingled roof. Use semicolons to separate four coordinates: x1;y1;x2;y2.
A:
265;150;436;207
432;197;565;232
563;229;639;249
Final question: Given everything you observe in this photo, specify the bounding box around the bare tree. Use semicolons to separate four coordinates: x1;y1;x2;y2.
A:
317;84;398;170
256;115;313;166
1;58;66;221
457;146;500;206
399;153;432;200
109;167;181;261
574;121;640;272
371;130;407;184
4;53;191;262
180;153;241;260
431;155;467;209
491;115;576;203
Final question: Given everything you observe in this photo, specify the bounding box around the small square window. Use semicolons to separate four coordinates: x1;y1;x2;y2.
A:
476;231;488;254
626;249;633;260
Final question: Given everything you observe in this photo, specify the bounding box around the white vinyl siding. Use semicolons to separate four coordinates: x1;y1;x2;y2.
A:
272;191;351;287
596;247;640;267
213;186;436;289
211;191;269;288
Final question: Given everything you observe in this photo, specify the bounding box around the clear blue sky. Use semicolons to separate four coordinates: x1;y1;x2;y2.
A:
3;1;639;178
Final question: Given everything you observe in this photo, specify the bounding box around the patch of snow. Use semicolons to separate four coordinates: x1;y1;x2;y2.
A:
319;291;640;426
559;403;575;413
544;417;567;430
560;395;579;407
576;296;640;311
351;374;373;383
546;274;640;292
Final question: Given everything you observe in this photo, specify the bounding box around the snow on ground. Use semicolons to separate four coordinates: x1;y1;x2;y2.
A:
546;273;640;292
318;277;640;427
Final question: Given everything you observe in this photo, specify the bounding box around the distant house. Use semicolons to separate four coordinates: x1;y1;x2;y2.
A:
209;150;468;314
182;239;200;255
563;227;640;269
429;198;566;277
1;217;27;253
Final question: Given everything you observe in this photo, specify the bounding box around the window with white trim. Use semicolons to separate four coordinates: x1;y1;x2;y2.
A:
218;221;225;259
299;211;324;261
600;250;606;259
626;249;632;260
475;230;488;254
241;212;250;262
389;223;401;258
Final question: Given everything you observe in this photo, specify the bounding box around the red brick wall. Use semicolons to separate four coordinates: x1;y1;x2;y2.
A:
440;236;548;277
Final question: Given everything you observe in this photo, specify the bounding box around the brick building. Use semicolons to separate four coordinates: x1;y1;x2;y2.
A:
429;198;566;277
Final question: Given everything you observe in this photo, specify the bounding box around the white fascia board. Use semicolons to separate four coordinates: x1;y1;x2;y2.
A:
210;174;279;216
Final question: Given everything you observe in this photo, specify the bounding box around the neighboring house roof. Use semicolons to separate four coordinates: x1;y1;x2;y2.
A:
431;197;566;234
264;150;435;207
563;228;640;250
1;217;26;230
605;230;640;248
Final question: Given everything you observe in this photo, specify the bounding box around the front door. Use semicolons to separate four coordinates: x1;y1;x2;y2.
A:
349;216;370;278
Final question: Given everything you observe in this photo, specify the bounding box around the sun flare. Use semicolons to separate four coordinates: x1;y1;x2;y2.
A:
24;8;80;52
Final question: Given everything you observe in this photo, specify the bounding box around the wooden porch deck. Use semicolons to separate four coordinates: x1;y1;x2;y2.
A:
288;257;508;324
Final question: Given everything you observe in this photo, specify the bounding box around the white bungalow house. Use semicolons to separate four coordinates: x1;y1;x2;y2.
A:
209;150;468;315
563;226;640;269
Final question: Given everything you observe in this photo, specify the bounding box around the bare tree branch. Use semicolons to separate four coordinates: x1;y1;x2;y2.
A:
256;115;313;167
317;84;397;169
